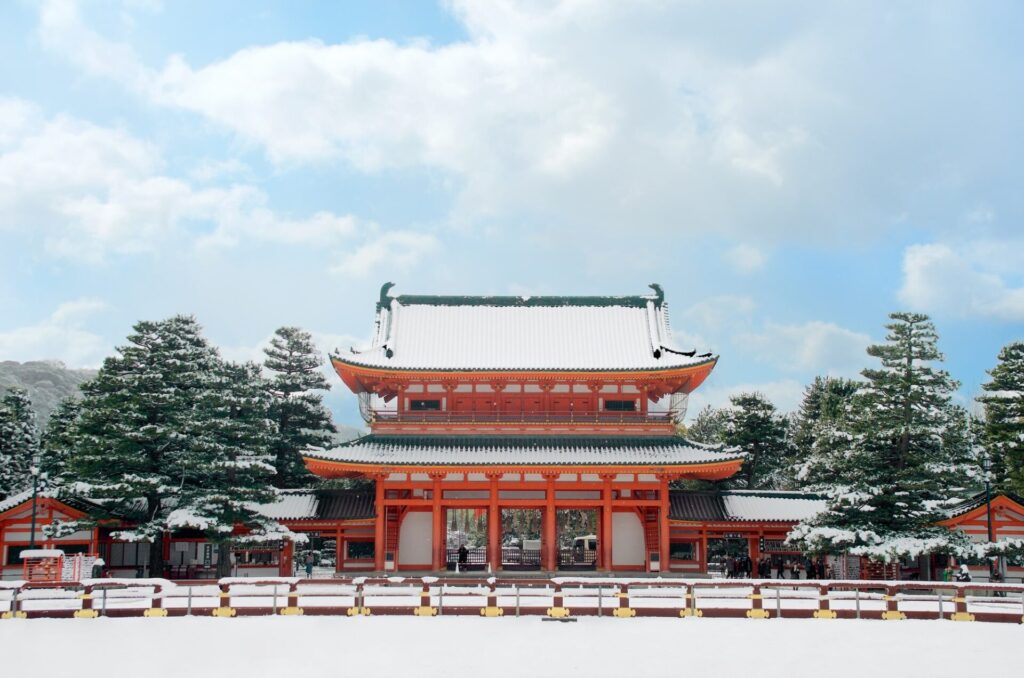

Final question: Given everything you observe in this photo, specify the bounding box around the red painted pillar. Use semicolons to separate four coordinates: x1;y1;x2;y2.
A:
431;474;444;571
543;473;557;571
374;475;386;571
601;474;614;571
487;473;501;570
659;476;671;572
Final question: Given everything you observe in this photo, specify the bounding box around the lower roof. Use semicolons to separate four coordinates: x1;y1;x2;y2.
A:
670;490;827;523
305;434;744;470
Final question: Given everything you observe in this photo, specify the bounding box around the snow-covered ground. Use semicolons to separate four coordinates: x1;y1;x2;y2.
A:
2;616;1020;677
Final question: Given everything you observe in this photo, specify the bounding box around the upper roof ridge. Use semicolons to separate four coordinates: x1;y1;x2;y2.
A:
376;282;665;310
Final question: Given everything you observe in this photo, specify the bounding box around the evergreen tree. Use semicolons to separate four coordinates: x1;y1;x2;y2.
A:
686;405;728;445
0;387;39;499
69;316;221;577
169;361;294;577
264;327;336;488
39;397;81;488
722;393;792;489
792;377;860;490
978;342;1024;495
790;312;971;560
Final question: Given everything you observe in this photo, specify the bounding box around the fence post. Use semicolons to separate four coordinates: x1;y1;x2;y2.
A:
597;585;603;617
347;581;370;616
515;584;520;618
212;582;236;617
142;583;168;617
547;582;570;619
612;583;636;618
100;586;108;617
746;582;769;619
281;582;303;616
415;580;438;616
775;587;781;618
937;589;944;621
813;583;836;619
950;584;975;622
186;586;192;616
480;579;503;617
854;588;860;619
74;584;99;618
881;584;905;621
680;583;702;618
1;585;26;619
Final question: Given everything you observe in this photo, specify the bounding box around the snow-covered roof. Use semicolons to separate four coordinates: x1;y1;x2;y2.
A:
257;492;319;520
19;549;64;558
722;492;827;522
335;284;713;372
0;488;33;514
307;435;743;468
670;491;826;523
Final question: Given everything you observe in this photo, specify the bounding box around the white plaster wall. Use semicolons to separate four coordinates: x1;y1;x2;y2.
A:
398;512;433;566
612;512;646;567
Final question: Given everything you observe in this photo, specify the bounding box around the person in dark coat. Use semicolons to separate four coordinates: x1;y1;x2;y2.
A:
457;544;469;565
954;564;971;582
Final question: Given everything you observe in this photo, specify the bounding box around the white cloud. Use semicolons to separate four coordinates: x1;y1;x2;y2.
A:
0;98;406;266
40;0;1010;244
899;242;1024;322
738;321;871;375
725;243;766;274
687;378;806;415
681;295;756;332
331;231;440;278
0;298;110;367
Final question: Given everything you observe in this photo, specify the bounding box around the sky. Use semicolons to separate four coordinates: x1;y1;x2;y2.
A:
1;0;1022;427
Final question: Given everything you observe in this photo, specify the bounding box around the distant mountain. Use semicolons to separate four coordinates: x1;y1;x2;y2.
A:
0;360;96;425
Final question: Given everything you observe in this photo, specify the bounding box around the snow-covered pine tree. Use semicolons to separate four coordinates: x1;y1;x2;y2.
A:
792;377;860;490
69;316;221;577
39;397;81;488
979;342;1024;495
263;327;336;488
0;387;39;499
790;312;971;561
169;361;298;577
685;405;729;445
722;393;792;489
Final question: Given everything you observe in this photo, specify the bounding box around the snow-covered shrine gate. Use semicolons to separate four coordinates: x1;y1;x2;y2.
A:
304;284;745;574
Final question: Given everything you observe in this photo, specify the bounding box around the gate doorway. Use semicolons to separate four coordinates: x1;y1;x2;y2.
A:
558;509;598;570
445;508;488;571
500;508;542;570
708;536;750;578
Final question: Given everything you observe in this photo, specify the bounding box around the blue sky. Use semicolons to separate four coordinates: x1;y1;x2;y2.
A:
1;0;1022;426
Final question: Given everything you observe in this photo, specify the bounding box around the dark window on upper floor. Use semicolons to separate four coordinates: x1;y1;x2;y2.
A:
410;399;442;411
604;399;637;412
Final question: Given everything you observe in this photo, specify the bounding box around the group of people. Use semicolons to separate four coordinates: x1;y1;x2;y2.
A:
719;554;833;580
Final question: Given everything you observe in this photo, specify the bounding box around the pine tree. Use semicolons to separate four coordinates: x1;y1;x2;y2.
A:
69;315;221;577
978;342;1024;495
264;327;336;488
792;377;860;489
0;387;39;499
169;361;294;577
790;312;971;560
39;397;81;488
722;393;792;489
686;405;728;445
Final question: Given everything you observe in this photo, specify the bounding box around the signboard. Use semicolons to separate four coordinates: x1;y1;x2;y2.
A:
203;544;213;567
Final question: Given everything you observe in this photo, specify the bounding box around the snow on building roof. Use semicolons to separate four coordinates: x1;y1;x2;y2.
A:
257;492;319;520
722;492;827;522
336;284;713;372
19;549;65;558
307;435;742;468
255;490;375;521
0;488;33;514
670;491;826;523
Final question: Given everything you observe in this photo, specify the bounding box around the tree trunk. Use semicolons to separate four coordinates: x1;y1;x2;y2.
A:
216;542;233;578
148;532;164;578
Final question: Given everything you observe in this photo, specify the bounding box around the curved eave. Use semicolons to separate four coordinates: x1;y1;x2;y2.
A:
303;455;744;481
331;355;718;394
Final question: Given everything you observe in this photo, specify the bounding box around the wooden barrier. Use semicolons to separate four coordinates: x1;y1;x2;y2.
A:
4;577;1024;623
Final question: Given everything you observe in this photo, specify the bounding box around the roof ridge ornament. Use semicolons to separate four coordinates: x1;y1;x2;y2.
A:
378;281;396;311
648;283;664;306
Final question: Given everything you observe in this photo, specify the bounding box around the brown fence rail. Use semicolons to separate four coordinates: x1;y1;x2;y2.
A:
2;577;1024;623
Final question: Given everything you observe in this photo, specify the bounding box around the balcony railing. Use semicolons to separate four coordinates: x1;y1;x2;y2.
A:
369;410;680;426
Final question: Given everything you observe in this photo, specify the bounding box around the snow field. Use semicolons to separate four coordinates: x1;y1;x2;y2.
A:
1;616;1021;677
